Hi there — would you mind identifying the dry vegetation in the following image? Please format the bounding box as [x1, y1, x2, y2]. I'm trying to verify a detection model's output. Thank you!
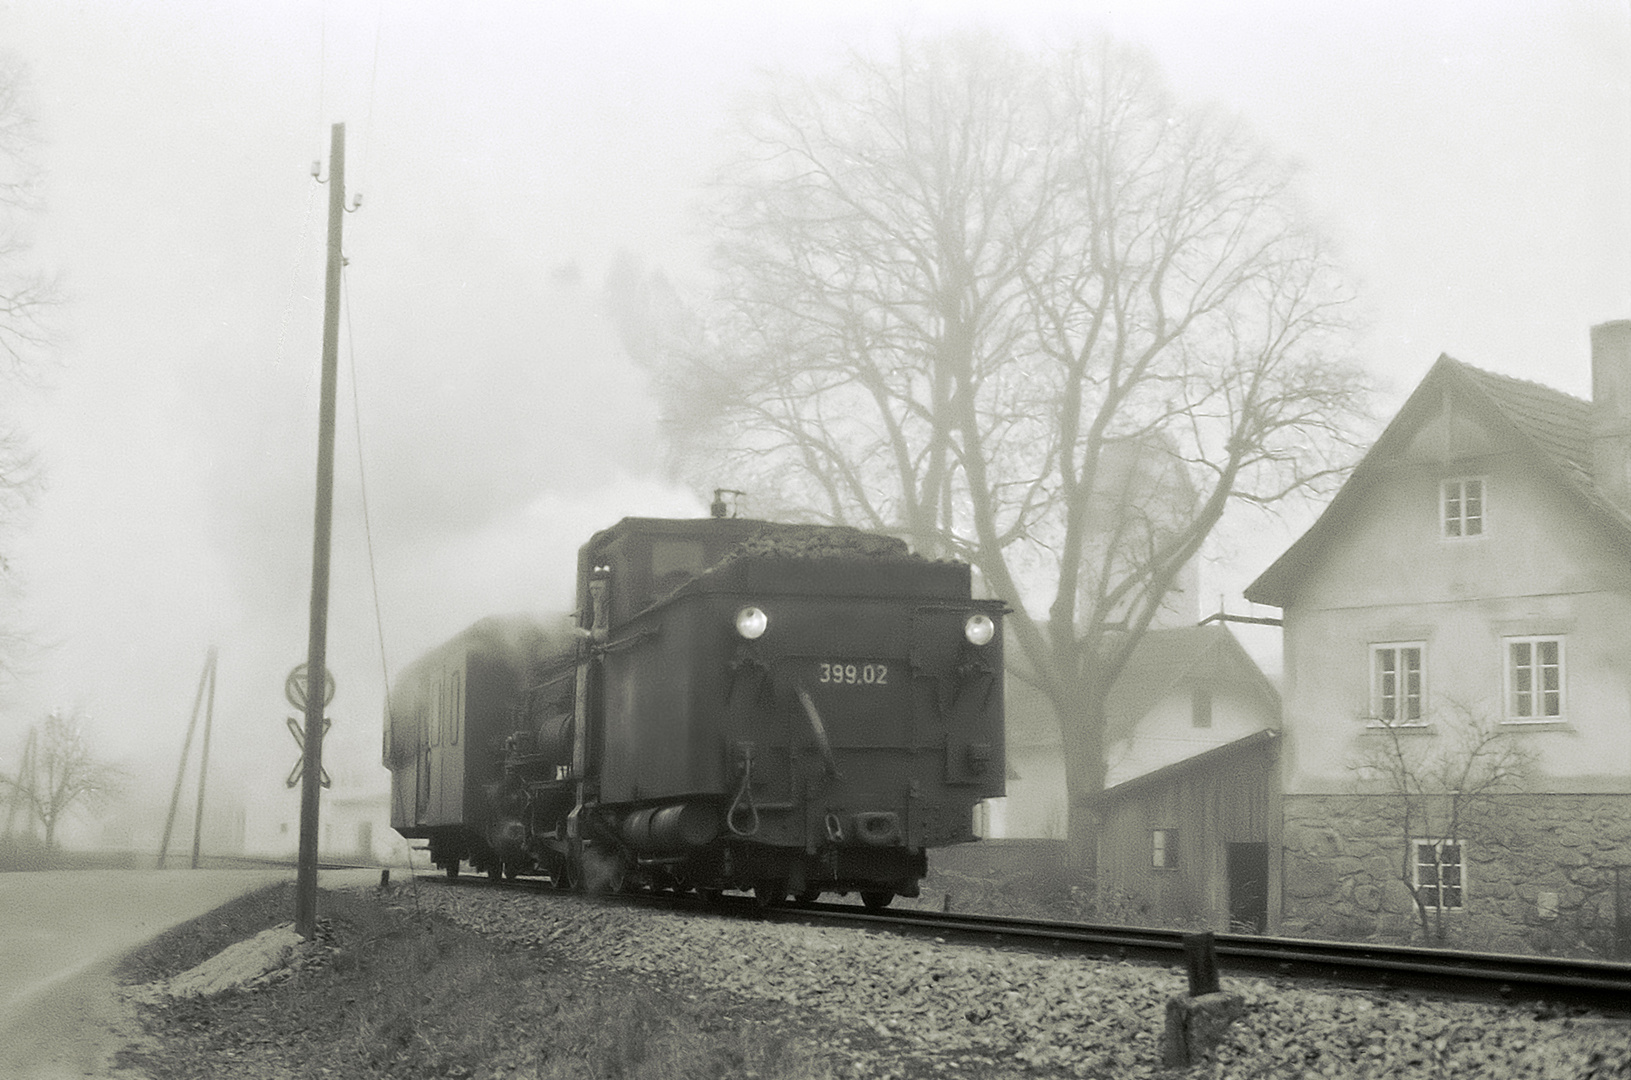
[106, 854, 1630, 1080]
[112, 883, 860, 1080]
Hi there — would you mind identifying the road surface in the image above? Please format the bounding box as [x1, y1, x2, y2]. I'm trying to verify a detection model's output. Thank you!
[0, 867, 378, 1079]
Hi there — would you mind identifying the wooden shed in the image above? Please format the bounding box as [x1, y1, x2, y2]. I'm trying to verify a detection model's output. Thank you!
[1089, 729, 1280, 933]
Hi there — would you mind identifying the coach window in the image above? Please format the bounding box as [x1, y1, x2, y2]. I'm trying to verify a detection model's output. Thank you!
[451, 669, 462, 745]
[651, 538, 708, 598]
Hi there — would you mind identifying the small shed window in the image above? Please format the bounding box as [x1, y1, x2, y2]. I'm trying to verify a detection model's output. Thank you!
[1152, 828, 1178, 869]
[1191, 688, 1213, 729]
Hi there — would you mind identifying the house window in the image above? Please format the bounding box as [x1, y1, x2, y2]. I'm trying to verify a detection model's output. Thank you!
[1371, 643, 1424, 724]
[1442, 478, 1484, 537]
[1152, 829, 1178, 869]
[1506, 636, 1563, 720]
[1412, 839, 1465, 911]
[1191, 688, 1213, 729]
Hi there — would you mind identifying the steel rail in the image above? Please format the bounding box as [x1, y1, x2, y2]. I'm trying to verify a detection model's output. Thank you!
[431, 875, 1631, 1014]
[763, 902, 1631, 1014]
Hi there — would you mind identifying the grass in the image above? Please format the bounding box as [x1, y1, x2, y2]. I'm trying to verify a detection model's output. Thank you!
[111, 882, 857, 1080]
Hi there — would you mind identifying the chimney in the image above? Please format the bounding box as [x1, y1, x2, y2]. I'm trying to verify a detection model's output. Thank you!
[1590, 319, 1631, 509]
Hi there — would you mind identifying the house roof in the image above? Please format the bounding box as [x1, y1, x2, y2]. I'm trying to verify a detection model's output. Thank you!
[1006, 623, 1280, 746]
[1085, 728, 1279, 807]
[1103, 623, 1279, 722]
[1244, 355, 1631, 609]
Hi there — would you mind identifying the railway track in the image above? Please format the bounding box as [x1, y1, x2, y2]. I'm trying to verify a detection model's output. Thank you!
[428, 873, 1631, 1015]
[757, 901, 1631, 1014]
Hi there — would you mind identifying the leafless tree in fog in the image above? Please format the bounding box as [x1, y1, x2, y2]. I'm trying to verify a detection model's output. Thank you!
[624, 33, 1370, 871]
[0, 56, 59, 678]
[1, 708, 124, 851]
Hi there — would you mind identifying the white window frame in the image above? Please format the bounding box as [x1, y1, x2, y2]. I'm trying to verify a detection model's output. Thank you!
[1504, 635, 1565, 722]
[1370, 642, 1426, 726]
[1152, 828, 1178, 870]
[1412, 839, 1466, 911]
[1441, 477, 1486, 539]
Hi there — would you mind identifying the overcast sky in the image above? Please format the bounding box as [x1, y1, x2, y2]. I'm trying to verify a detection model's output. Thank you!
[0, 0, 1626, 829]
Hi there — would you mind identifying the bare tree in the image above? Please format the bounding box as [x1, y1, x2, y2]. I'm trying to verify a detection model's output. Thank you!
[629, 33, 1369, 869]
[1, 709, 124, 850]
[0, 58, 56, 372]
[0, 56, 57, 677]
[1354, 702, 1535, 945]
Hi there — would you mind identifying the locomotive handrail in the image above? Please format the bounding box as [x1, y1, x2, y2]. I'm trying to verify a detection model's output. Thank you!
[794, 681, 843, 779]
[599, 627, 660, 653]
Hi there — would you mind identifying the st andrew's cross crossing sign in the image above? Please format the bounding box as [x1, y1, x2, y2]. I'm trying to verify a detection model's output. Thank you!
[285, 663, 335, 789]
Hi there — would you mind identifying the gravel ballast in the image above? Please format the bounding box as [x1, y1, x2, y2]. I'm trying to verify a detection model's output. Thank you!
[390, 880, 1630, 1079]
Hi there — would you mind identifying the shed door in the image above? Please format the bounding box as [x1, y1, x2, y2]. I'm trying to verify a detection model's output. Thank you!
[1228, 842, 1268, 933]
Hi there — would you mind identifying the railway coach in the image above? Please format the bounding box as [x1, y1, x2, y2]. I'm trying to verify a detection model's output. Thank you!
[385, 512, 1006, 908]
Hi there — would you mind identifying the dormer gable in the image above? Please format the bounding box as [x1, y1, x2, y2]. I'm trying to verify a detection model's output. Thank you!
[1246, 327, 1631, 610]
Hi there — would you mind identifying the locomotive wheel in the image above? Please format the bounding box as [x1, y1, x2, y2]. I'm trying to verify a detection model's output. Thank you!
[753, 881, 787, 908]
[860, 890, 893, 911]
[487, 863, 502, 882]
[794, 888, 821, 904]
[504, 863, 520, 881]
[697, 887, 723, 903]
[444, 860, 461, 881]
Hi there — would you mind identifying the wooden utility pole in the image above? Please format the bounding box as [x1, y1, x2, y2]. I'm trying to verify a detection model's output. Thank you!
[157, 648, 217, 869]
[297, 122, 346, 939]
[189, 651, 218, 869]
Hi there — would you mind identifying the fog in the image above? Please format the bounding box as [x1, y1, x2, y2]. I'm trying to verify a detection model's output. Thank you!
[0, 0, 1625, 851]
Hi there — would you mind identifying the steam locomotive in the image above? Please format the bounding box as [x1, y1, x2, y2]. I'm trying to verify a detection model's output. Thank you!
[384, 513, 1005, 907]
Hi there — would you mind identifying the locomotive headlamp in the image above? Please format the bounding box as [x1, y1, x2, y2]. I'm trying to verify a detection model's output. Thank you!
[964, 613, 995, 646]
[735, 606, 769, 640]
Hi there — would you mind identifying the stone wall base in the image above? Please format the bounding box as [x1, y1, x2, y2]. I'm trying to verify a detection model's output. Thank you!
[1281, 793, 1631, 957]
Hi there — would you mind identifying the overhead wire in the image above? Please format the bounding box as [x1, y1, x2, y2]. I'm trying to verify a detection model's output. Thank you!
[340, 266, 391, 716]
[358, 0, 384, 195]
[315, 0, 327, 161]
[343, 0, 389, 702]
[334, 2, 422, 903]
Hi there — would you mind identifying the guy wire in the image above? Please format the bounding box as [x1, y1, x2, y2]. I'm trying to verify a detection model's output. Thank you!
[340, 263, 392, 716]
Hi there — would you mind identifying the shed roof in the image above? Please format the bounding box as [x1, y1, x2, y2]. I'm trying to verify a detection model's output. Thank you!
[1085, 728, 1279, 807]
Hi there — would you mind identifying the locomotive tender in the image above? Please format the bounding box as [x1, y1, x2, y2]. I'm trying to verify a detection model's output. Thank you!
[385, 513, 1005, 907]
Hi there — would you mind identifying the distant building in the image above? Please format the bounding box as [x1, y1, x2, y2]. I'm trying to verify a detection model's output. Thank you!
[1245, 321, 1631, 954]
[1000, 623, 1279, 840]
[243, 769, 411, 866]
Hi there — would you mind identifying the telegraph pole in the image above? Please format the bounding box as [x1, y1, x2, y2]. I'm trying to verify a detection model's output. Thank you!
[297, 122, 346, 939]
[189, 650, 218, 869]
[157, 647, 216, 869]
